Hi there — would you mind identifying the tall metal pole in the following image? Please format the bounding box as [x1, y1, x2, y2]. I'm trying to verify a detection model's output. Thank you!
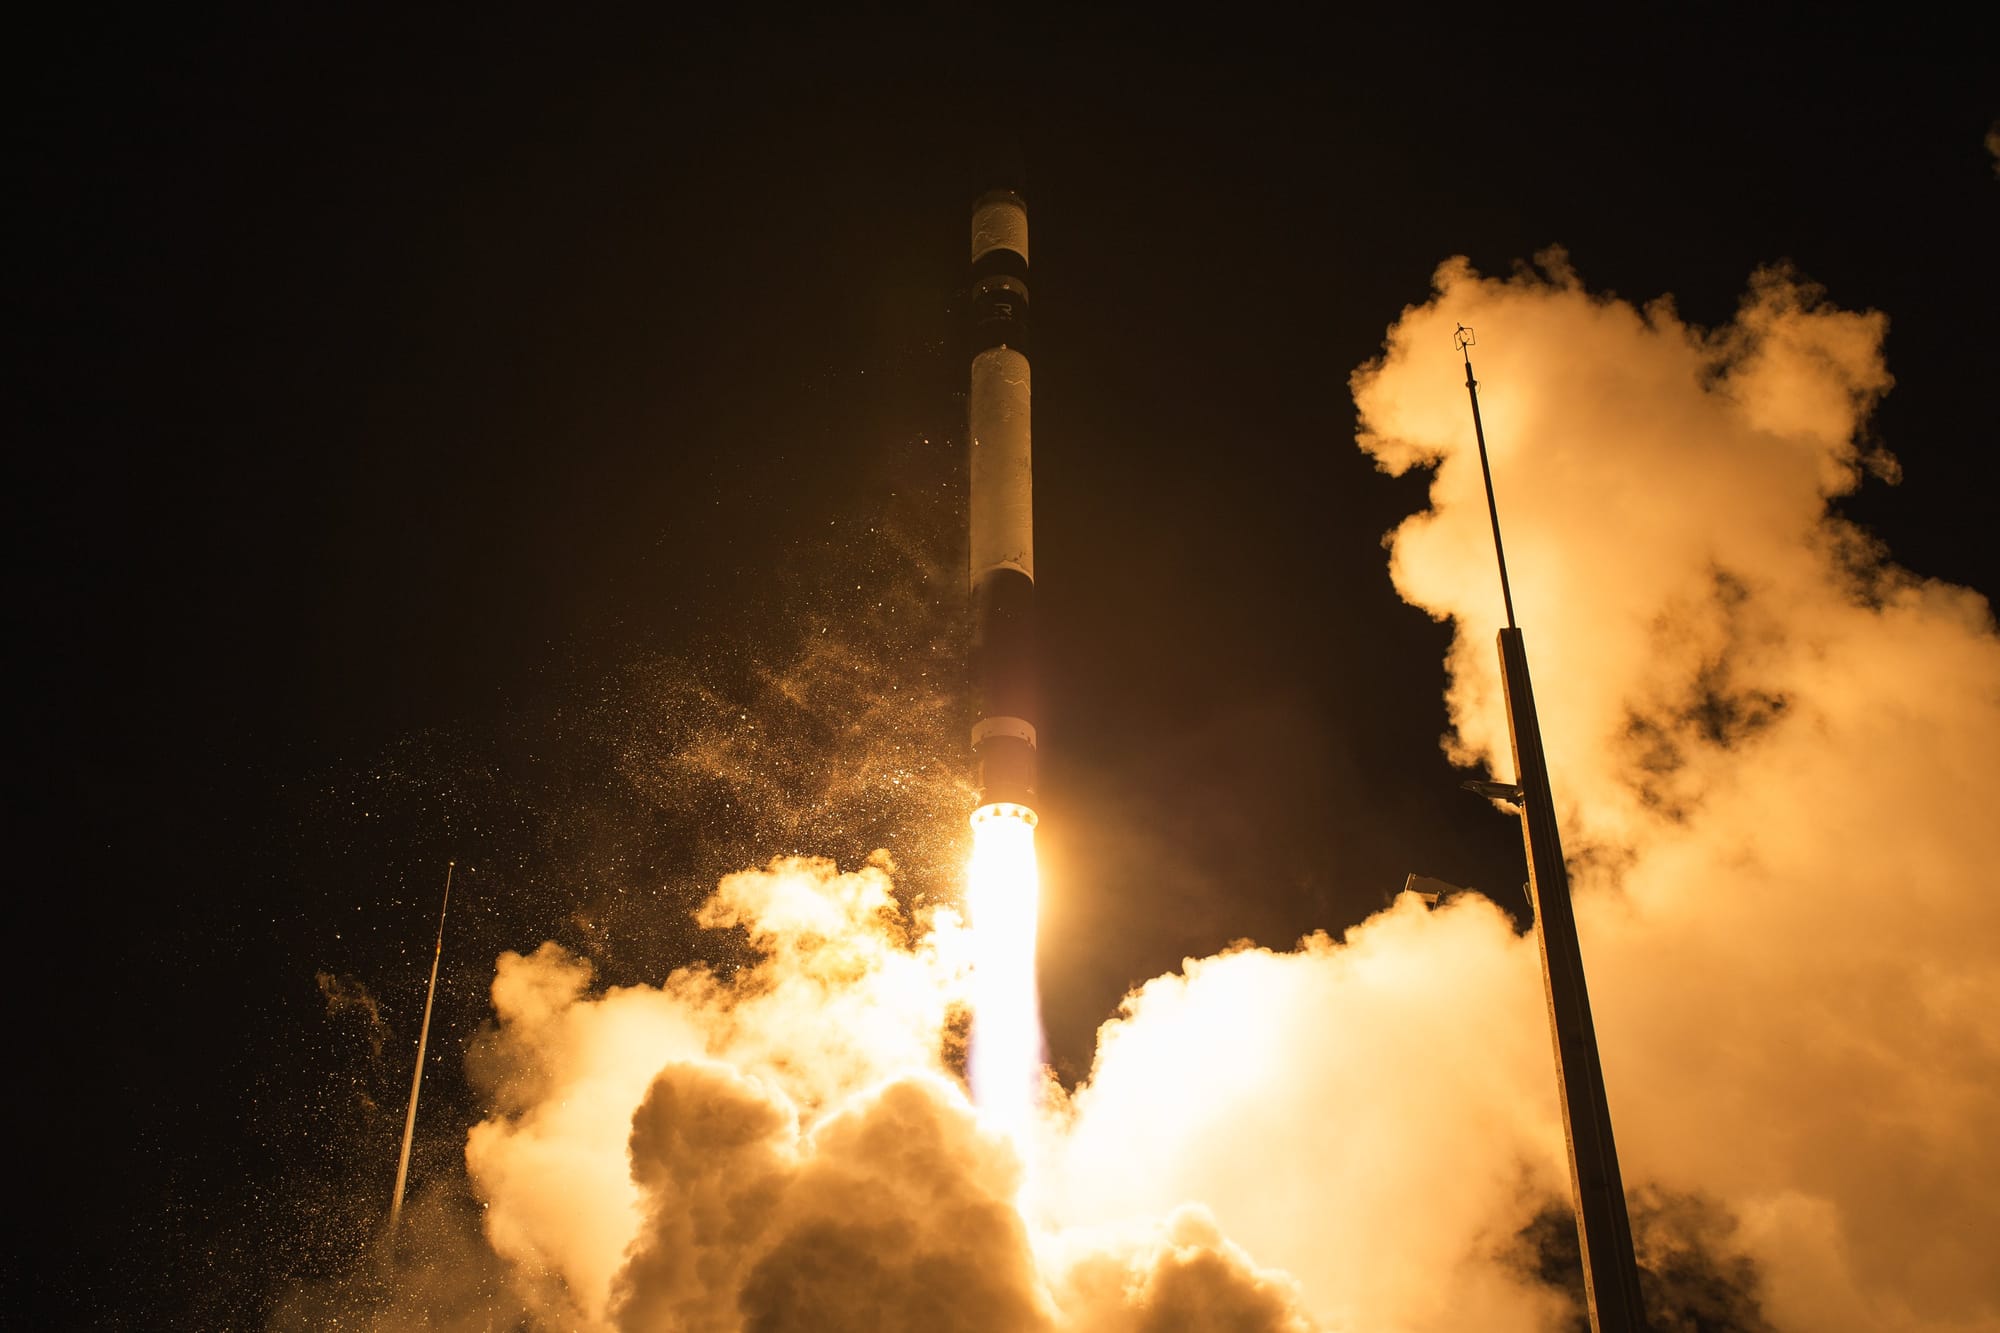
[389, 859, 453, 1236]
[1457, 329, 1647, 1331]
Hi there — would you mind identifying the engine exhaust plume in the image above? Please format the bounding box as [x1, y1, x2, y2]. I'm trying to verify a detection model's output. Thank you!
[967, 803, 1043, 1133]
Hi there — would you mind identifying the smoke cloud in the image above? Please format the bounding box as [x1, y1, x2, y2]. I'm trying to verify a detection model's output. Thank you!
[360, 254, 1996, 1332]
[1352, 253, 2000, 1330]
[462, 856, 1328, 1331]
[317, 970, 391, 1062]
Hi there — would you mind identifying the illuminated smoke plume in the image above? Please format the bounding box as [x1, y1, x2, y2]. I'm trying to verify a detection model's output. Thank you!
[463, 856, 1323, 1332]
[362, 255, 1997, 1333]
[1351, 253, 2000, 1331]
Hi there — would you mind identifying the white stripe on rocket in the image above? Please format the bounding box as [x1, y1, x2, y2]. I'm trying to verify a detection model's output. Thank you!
[969, 347, 1034, 584]
[971, 196, 1028, 264]
[972, 716, 1038, 748]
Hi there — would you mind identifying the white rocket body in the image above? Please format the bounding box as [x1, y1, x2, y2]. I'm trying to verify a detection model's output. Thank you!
[968, 190, 1037, 814]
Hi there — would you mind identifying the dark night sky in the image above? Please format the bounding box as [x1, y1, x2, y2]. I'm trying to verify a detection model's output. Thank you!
[18, 8, 1996, 1326]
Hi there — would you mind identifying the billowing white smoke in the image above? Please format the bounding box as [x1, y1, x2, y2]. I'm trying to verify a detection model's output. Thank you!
[1354, 254, 1999, 1331]
[455, 256, 1999, 1333]
[465, 855, 1324, 1331]
[1037, 895, 1573, 1333]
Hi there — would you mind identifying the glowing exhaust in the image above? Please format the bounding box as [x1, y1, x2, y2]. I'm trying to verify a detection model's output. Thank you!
[967, 801, 1043, 1134]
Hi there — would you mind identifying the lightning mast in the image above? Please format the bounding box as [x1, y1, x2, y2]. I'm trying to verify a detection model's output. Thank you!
[389, 859, 453, 1237]
[1456, 327, 1648, 1332]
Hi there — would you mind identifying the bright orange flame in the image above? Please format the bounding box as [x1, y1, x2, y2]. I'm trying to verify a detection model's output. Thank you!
[967, 802, 1043, 1135]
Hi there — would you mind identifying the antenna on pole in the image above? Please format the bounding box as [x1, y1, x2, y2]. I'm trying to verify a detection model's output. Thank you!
[1455, 329, 1648, 1331]
[389, 859, 453, 1238]
[1456, 325, 1517, 630]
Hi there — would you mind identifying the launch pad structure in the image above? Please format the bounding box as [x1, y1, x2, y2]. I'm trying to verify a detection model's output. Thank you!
[1460, 326, 1649, 1333]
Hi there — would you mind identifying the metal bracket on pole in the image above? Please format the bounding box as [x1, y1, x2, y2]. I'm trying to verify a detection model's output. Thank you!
[1461, 778, 1524, 803]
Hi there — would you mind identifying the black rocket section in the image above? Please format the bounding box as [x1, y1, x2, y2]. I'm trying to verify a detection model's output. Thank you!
[968, 188, 1038, 814]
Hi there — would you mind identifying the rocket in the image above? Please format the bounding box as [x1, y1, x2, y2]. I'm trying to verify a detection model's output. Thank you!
[968, 187, 1037, 817]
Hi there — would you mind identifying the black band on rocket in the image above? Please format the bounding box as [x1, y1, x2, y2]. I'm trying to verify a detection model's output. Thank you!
[972, 247, 1029, 283]
[971, 275, 1031, 355]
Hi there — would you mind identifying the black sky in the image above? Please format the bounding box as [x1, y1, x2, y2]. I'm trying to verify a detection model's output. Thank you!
[18, 8, 1996, 1326]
